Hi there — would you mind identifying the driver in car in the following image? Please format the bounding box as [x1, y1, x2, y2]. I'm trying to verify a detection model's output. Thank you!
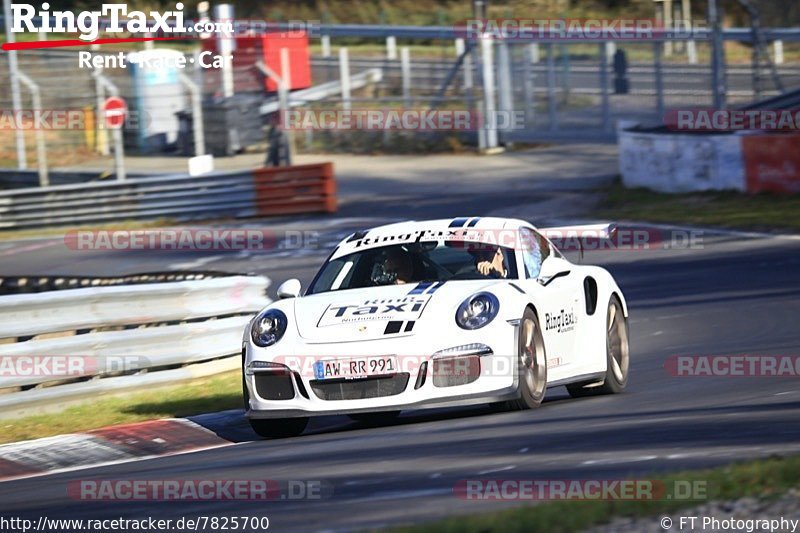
[475, 247, 508, 278]
[373, 248, 414, 285]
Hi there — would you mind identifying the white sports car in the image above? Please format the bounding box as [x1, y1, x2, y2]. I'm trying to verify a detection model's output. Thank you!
[242, 217, 629, 437]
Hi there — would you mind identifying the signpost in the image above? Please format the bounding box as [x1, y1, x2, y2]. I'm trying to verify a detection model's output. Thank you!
[4, 0, 27, 170]
[103, 96, 127, 181]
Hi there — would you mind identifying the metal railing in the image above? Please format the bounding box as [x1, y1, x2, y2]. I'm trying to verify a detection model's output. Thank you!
[0, 274, 270, 413]
[0, 163, 337, 229]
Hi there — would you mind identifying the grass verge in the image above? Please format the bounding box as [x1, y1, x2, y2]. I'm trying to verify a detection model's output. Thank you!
[0, 370, 241, 445]
[597, 180, 800, 233]
[395, 455, 800, 532]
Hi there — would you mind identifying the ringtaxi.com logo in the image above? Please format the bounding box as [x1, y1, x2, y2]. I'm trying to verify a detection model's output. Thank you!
[10, 3, 227, 42]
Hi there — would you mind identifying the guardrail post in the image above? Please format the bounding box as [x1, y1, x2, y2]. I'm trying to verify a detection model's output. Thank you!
[599, 43, 611, 132]
[455, 38, 474, 94]
[255, 58, 294, 166]
[92, 69, 126, 181]
[280, 48, 296, 164]
[16, 71, 49, 187]
[664, 0, 674, 57]
[606, 42, 616, 62]
[523, 44, 536, 125]
[386, 36, 397, 60]
[4, 0, 28, 170]
[321, 35, 331, 58]
[93, 67, 109, 155]
[654, 41, 665, 119]
[708, 0, 727, 110]
[530, 43, 540, 63]
[774, 40, 784, 65]
[214, 4, 235, 98]
[687, 40, 698, 64]
[401, 47, 412, 108]
[480, 34, 498, 150]
[339, 47, 351, 111]
[178, 72, 206, 156]
[546, 43, 558, 131]
[496, 40, 513, 136]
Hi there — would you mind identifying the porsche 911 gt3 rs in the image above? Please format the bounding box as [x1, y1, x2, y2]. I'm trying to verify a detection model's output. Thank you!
[242, 217, 629, 437]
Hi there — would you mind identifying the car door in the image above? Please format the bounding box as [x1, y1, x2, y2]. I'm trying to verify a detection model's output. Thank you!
[516, 227, 583, 381]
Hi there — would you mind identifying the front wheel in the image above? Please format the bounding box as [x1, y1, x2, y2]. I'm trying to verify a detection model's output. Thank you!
[505, 307, 547, 410]
[567, 295, 629, 397]
[249, 417, 309, 438]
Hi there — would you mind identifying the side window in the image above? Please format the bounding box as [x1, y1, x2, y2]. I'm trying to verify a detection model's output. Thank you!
[538, 232, 552, 262]
[520, 228, 544, 279]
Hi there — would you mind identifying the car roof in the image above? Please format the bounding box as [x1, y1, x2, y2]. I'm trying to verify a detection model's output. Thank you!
[332, 217, 536, 259]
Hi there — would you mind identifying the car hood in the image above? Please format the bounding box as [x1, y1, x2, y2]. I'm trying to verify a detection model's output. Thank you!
[292, 280, 503, 343]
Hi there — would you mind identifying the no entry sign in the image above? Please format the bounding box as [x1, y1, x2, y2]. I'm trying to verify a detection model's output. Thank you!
[103, 97, 128, 129]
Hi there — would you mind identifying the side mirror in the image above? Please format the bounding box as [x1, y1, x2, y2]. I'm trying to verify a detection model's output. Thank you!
[277, 279, 302, 299]
[538, 257, 571, 285]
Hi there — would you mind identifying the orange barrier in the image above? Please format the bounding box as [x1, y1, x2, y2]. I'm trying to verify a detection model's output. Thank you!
[742, 135, 800, 194]
[252, 163, 337, 216]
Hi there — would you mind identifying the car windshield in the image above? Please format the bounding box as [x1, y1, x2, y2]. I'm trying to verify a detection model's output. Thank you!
[307, 241, 518, 295]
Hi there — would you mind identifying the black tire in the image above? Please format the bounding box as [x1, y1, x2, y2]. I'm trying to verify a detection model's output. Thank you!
[348, 411, 401, 425]
[249, 417, 309, 438]
[567, 295, 629, 398]
[505, 307, 548, 410]
[242, 373, 250, 410]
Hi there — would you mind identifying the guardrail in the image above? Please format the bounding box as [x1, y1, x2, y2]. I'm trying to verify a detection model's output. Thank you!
[0, 163, 337, 229]
[0, 275, 268, 340]
[259, 68, 383, 115]
[0, 274, 270, 414]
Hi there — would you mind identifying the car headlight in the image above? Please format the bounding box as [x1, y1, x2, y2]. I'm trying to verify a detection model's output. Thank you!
[455, 292, 500, 330]
[250, 309, 288, 347]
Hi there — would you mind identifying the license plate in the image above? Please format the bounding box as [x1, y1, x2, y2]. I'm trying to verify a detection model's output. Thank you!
[314, 356, 397, 380]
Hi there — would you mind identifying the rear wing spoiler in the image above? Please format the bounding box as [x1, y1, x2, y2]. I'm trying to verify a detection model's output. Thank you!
[540, 223, 618, 261]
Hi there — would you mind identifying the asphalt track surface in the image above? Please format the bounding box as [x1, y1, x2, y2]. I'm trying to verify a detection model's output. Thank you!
[1, 167, 800, 531]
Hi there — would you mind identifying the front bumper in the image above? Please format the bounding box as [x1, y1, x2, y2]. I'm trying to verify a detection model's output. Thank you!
[244, 321, 520, 419]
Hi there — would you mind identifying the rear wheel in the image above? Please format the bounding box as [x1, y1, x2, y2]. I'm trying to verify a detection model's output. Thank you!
[567, 295, 629, 397]
[505, 307, 547, 410]
[249, 417, 309, 438]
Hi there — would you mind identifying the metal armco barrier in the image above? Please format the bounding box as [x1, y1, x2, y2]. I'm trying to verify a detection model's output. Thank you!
[0, 274, 270, 410]
[0, 163, 337, 229]
[0, 275, 268, 339]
